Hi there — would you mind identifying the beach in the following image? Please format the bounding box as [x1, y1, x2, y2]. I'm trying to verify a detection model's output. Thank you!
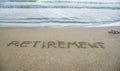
[0, 26, 120, 71]
[0, 0, 120, 71]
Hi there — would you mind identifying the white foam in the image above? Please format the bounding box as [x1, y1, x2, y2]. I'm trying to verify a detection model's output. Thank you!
[88, 22, 120, 27]
[0, 22, 120, 28]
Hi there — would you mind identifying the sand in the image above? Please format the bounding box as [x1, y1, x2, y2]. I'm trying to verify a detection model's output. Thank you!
[0, 26, 120, 71]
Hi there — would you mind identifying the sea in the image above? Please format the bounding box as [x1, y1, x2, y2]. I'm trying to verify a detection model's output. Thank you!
[0, 1, 120, 27]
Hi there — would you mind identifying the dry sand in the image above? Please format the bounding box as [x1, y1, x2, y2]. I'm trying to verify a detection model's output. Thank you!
[0, 26, 120, 71]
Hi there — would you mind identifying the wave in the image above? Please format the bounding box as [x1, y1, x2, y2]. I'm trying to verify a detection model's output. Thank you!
[0, 22, 120, 28]
[0, 18, 120, 24]
[0, 2, 120, 9]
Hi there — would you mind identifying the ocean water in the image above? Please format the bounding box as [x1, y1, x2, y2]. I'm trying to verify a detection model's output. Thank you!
[0, 2, 120, 27]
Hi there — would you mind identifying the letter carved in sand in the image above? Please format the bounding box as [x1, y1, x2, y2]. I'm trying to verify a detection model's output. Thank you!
[7, 40, 105, 48]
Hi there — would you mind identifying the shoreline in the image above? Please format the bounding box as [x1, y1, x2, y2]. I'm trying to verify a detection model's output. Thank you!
[0, 22, 120, 28]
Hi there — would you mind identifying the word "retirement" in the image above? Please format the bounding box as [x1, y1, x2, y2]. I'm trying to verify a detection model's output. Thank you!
[7, 40, 105, 48]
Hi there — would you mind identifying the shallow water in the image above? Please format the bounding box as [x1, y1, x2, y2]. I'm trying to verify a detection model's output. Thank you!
[0, 2, 120, 27]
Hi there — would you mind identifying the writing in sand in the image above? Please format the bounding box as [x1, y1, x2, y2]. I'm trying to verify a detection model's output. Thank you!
[7, 40, 105, 48]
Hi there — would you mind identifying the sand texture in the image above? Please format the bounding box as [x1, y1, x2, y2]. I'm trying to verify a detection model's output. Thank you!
[0, 26, 120, 71]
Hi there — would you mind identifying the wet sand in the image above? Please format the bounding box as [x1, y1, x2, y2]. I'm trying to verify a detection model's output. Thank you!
[0, 26, 120, 71]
